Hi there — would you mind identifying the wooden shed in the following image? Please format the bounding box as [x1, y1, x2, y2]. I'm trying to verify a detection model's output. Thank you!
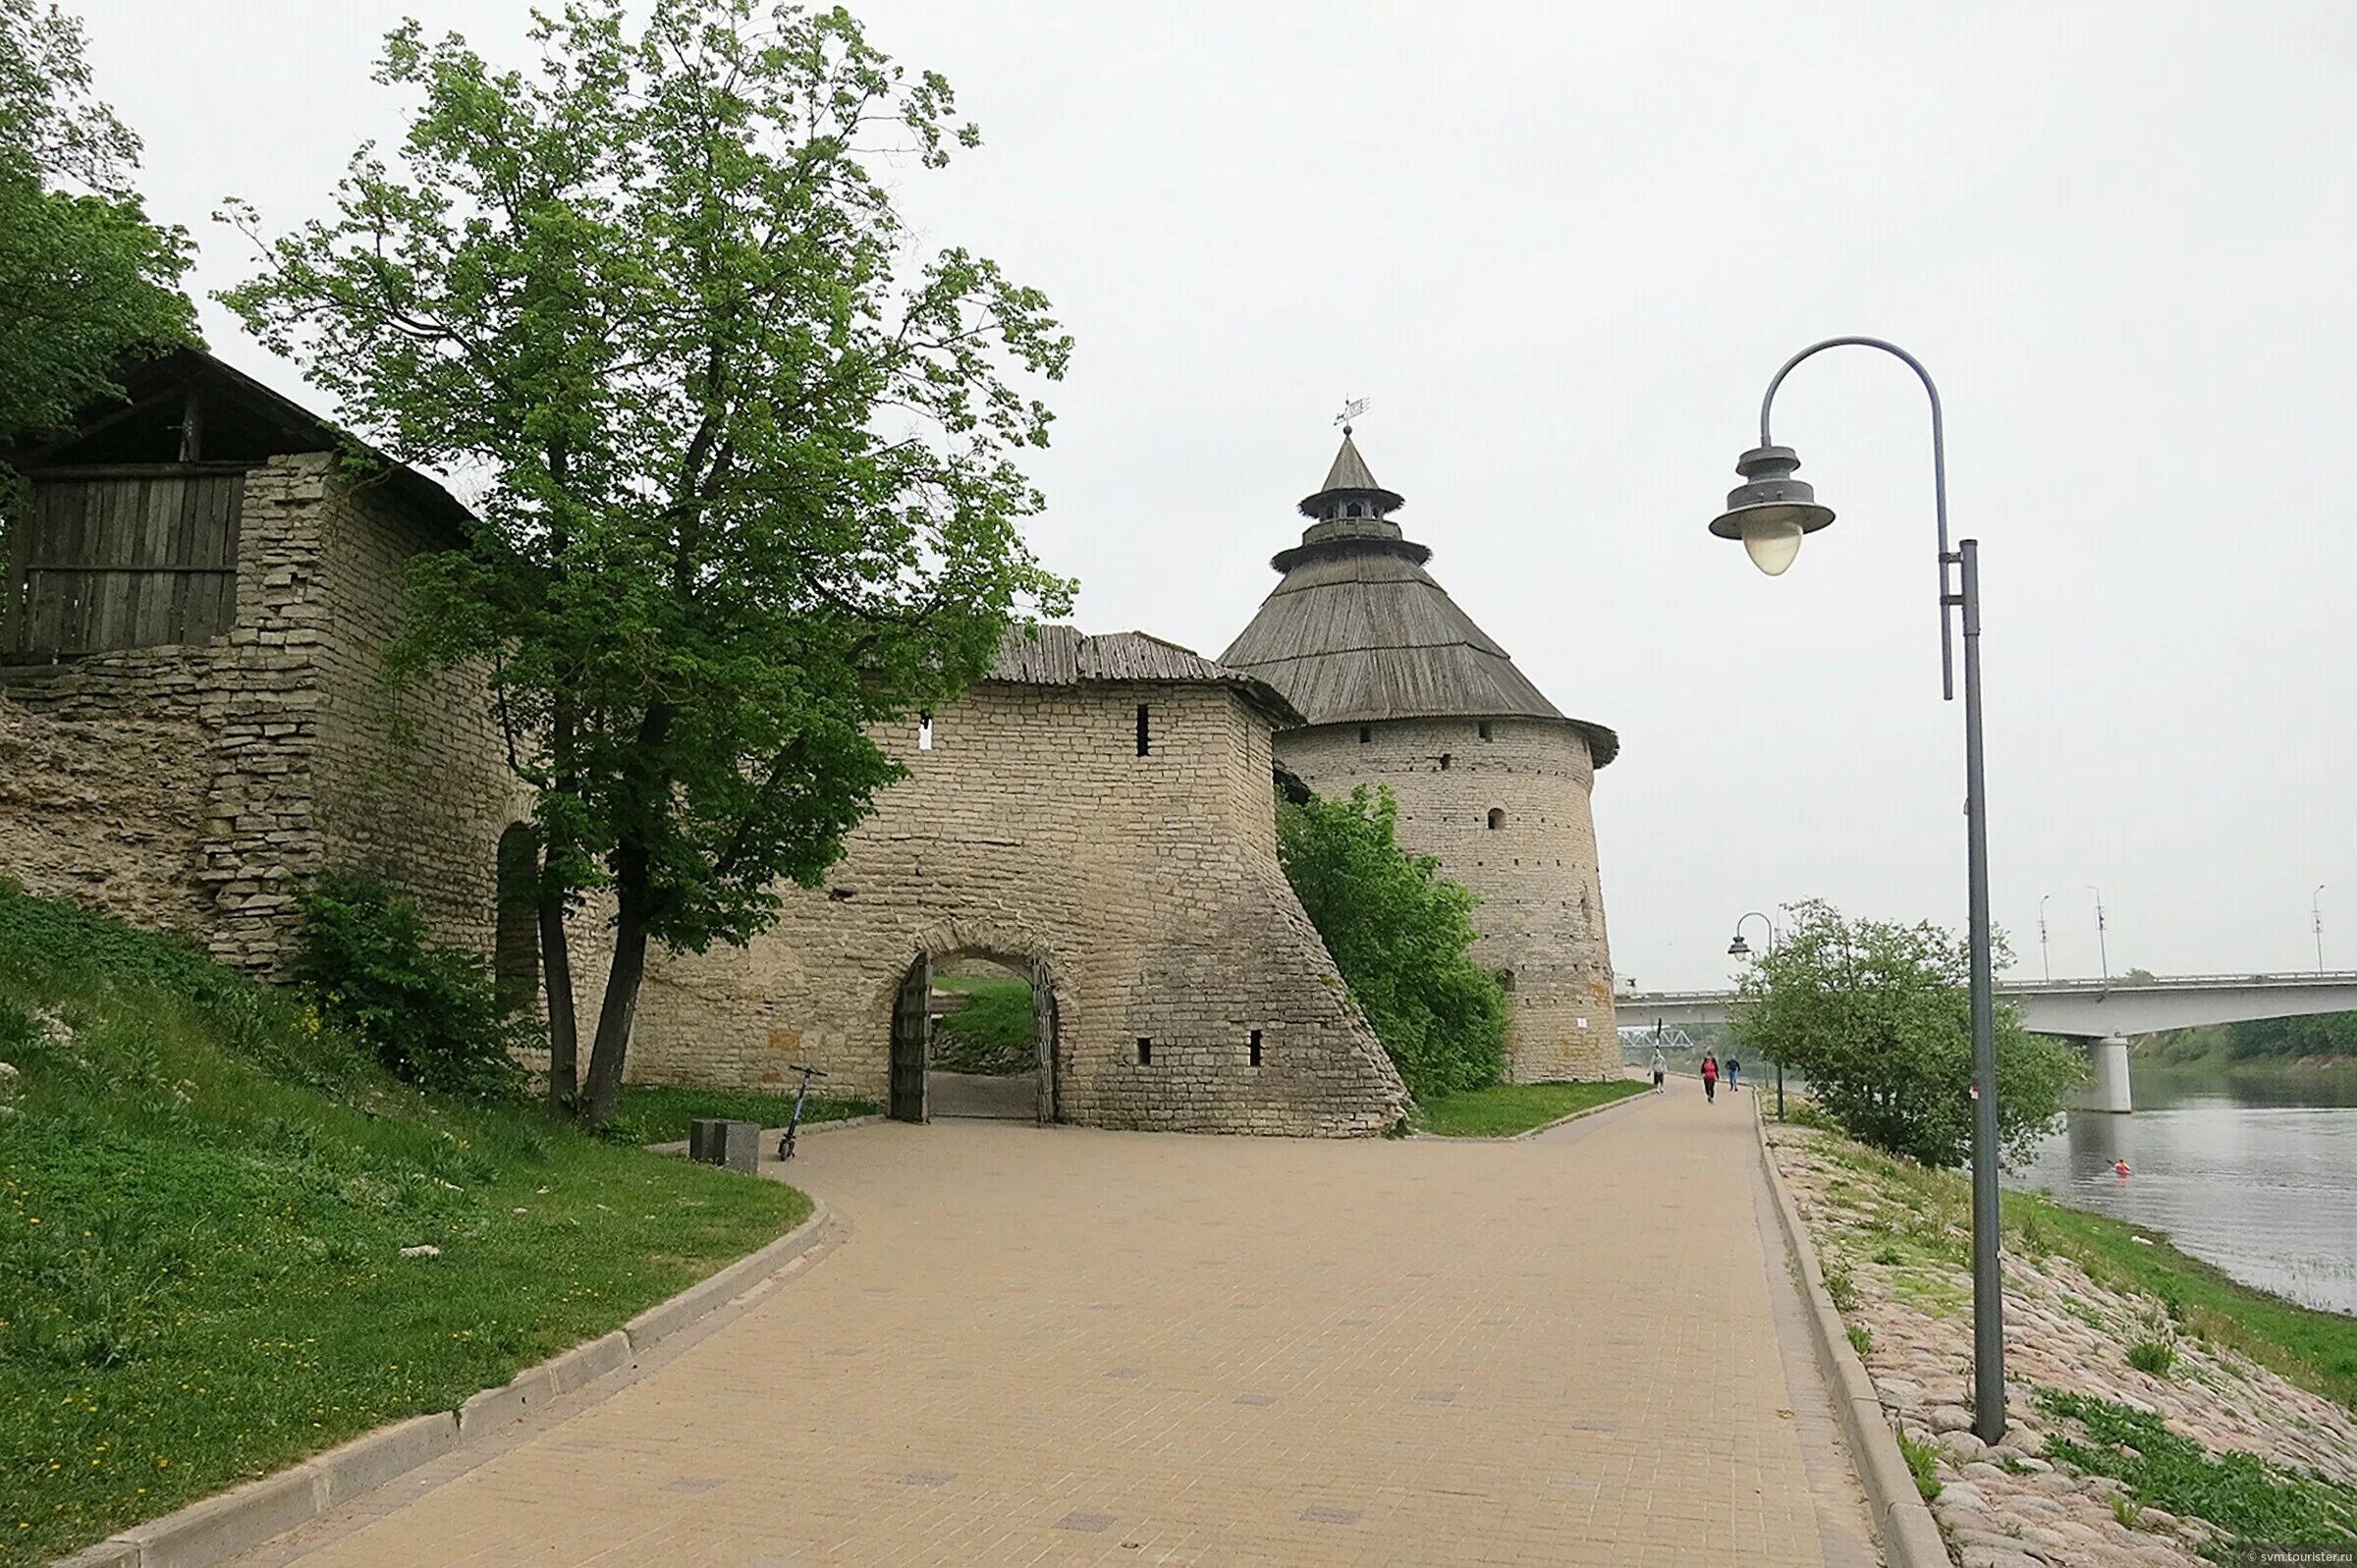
[2, 351, 468, 663]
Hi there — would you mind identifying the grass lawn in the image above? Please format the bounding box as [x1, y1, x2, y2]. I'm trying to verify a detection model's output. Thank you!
[0, 888, 810, 1567]
[604, 1084, 876, 1146]
[928, 973, 1035, 1076]
[1414, 1078, 1649, 1137]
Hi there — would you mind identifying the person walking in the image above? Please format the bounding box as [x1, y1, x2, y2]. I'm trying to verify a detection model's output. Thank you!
[1726, 1054, 1740, 1094]
[1701, 1052, 1719, 1105]
[1651, 1048, 1667, 1093]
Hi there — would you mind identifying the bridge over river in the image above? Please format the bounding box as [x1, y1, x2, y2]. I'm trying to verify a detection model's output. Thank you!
[1617, 971, 2357, 1112]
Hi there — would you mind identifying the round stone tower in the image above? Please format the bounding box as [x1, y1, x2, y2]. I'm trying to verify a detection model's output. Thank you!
[1222, 430, 1621, 1081]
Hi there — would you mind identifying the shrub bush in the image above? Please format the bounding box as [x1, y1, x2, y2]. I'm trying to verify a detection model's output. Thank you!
[1276, 784, 1506, 1099]
[1731, 898, 2085, 1169]
[292, 875, 530, 1099]
[2127, 1339, 2177, 1378]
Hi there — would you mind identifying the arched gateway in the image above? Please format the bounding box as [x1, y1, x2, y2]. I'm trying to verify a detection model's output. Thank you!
[626, 627, 1407, 1137]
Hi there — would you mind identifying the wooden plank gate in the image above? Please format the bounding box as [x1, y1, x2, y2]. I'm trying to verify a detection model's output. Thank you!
[5, 467, 245, 659]
[889, 951, 930, 1123]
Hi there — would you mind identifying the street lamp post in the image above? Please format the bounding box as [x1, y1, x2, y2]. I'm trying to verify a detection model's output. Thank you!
[2039, 893, 2052, 984]
[1707, 335, 2006, 1444]
[1727, 912, 1781, 1116]
[2089, 886, 2109, 984]
[2316, 885, 2328, 974]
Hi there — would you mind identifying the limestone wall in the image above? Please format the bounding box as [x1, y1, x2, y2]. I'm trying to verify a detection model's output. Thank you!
[630, 680, 1407, 1136]
[1275, 717, 1619, 1080]
[0, 455, 520, 975]
[310, 477, 529, 958]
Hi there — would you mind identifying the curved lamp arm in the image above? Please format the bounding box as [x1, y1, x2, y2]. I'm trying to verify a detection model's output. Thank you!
[1757, 336, 1956, 700]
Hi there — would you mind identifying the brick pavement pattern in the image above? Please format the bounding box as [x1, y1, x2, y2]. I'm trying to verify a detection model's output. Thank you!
[235, 1085, 1874, 1566]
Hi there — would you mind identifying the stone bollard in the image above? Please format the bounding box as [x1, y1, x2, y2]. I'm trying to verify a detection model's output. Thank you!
[688, 1118, 761, 1173]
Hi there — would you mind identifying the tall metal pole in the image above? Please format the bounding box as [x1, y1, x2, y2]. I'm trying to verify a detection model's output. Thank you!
[2317, 885, 2328, 974]
[1757, 335, 2004, 1444]
[2038, 893, 2051, 984]
[1959, 539, 2003, 1443]
[2090, 886, 2109, 983]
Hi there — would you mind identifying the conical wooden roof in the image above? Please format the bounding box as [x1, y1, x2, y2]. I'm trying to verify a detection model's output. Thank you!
[1222, 437, 1618, 766]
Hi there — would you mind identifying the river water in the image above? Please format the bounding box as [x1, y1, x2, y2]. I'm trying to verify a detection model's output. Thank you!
[2009, 1065, 2357, 1317]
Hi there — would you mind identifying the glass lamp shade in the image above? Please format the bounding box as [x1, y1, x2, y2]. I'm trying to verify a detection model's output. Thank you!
[1741, 514, 1805, 576]
[1727, 936, 1750, 956]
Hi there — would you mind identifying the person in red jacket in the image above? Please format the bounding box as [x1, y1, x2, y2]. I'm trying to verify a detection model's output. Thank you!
[1701, 1052, 1720, 1105]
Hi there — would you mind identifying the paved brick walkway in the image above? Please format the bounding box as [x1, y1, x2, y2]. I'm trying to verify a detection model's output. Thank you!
[233, 1083, 1876, 1566]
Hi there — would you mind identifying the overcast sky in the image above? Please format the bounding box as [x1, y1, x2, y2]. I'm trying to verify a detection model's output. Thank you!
[79, 0, 2357, 989]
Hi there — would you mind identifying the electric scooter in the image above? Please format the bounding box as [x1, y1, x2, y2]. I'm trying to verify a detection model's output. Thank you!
[776, 1062, 829, 1161]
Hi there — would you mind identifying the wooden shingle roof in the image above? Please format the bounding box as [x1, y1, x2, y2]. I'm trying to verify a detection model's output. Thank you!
[987, 624, 1304, 728]
[1222, 443, 1619, 767]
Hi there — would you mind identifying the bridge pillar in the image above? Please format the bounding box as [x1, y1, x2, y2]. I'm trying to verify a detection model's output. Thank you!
[2068, 1035, 2133, 1114]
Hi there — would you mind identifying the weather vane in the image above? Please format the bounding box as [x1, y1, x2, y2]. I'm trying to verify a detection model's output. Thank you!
[1334, 397, 1370, 435]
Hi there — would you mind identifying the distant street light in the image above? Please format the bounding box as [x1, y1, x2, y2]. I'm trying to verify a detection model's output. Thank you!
[1707, 335, 2007, 1444]
[2039, 893, 2052, 984]
[1727, 911, 1781, 1115]
[2316, 885, 2328, 974]
[2089, 886, 2109, 983]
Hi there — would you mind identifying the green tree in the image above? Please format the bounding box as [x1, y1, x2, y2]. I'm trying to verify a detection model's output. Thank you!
[1277, 785, 1507, 1099]
[1732, 899, 2082, 1167]
[219, 0, 1072, 1123]
[0, 0, 196, 455]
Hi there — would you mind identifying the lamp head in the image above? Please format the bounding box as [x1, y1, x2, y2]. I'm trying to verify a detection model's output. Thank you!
[1709, 445, 1836, 575]
[1727, 934, 1751, 957]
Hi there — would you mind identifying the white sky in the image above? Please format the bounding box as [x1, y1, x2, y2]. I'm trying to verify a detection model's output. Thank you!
[79, 0, 2357, 988]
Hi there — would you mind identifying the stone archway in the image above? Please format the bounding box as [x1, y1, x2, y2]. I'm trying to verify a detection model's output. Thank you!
[882, 921, 1068, 1127]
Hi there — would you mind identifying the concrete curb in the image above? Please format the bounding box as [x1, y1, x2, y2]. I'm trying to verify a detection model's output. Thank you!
[53, 1201, 835, 1568]
[1752, 1102, 1951, 1568]
[1504, 1081, 1656, 1140]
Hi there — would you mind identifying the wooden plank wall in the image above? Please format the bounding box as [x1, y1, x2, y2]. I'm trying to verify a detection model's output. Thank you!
[3, 466, 244, 658]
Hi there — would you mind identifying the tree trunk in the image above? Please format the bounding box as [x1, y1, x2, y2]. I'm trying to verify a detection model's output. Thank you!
[539, 854, 579, 1119]
[579, 849, 652, 1127]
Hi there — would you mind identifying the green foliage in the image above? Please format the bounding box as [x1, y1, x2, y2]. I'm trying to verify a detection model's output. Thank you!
[0, 0, 195, 454]
[2126, 1338, 2177, 1378]
[1820, 1253, 1862, 1313]
[598, 1084, 874, 1146]
[217, 0, 1073, 1121]
[292, 875, 529, 1099]
[1276, 784, 1507, 1099]
[929, 975, 1036, 1076]
[1731, 899, 2084, 1168]
[0, 886, 805, 1565]
[2040, 1389, 2357, 1547]
[1413, 1079, 1646, 1138]
[1894, 1429, 1943, 1500]
[1846, 1323, 1873, 1357]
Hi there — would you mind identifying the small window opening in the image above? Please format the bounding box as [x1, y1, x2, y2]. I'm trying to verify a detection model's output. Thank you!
[1478, 722, 1493, 741]
[494, 823, 539, 1014]
[1487, 807, 1506, 831]
[1136, 703, 1151, 756]
[1248, 1029, 1263, 1067]
[1357, 725, 1372, 744]
[1136, 1037, 1153, 1065]
[1345, 501, 1363, 517]
[1498, 968, 1517, 994]
[917, 711, 933, 751]
[1438, 752, 1452, 771]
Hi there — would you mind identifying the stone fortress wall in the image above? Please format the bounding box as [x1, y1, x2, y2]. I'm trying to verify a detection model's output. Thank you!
[631, 677, 1409, 1136]
[1275, 716, 1619, 1080]
[0, 454, 528, 976]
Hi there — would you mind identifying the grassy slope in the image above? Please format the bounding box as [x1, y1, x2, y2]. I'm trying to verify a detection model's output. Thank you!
[1786, 1107, 2357, 1416]
[0, 890, 808, 1567]
[1415, 1079, 1648, 1138]
[604, 1085, 876, 1146]
[928, 974, 1035, 1076]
